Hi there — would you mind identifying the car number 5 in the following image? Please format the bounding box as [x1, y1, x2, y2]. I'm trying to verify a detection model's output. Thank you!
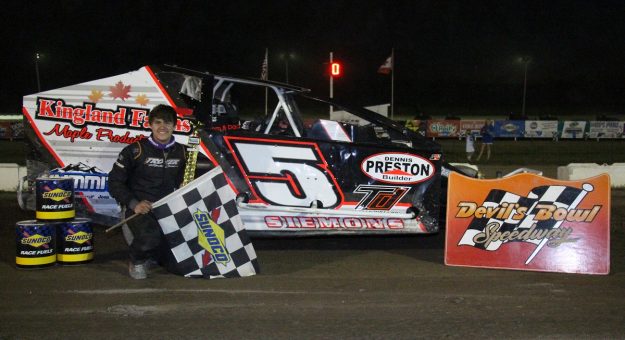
[231, 141, 341, 208]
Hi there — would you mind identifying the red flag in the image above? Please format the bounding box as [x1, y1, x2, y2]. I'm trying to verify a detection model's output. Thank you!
[261, 49, 268, 80]
[378, 55, 392, 75]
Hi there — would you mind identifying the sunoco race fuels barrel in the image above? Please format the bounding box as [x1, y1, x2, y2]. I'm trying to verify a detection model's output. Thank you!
[16, 220, 58, 268]
[57, 218, 94, 264]
[36, 177, 75, 220]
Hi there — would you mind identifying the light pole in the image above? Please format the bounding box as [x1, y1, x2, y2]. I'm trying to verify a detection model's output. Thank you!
[35, 53, 42, 92]
[280, 52, 295, 84]
[520, 56, 531, 117]
[329, 52, 334, 117]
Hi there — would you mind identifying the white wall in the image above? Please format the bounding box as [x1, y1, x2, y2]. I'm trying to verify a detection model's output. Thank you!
[0, 163, 26, 191]
[557, 163, 625, 187]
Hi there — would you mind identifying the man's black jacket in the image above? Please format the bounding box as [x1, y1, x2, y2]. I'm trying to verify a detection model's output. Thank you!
[108, 137, 186, 210]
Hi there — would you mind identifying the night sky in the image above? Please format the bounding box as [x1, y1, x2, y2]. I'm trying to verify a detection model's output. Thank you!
[3, 0, 625, 117]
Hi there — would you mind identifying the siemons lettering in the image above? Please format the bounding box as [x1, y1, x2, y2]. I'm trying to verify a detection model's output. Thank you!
[35, 98, 191, 133]
[265, 216, 405, 229]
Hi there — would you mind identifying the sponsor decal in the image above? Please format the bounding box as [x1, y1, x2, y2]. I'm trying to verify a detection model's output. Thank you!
[65, 231, 92, 244]
[42, 188, 72, 201]
[193, 208, 231, 266]
[33, 97, 192, 145]
[445, 172, 610, 274]
[21, 234, 52, 247]
[144, 158, 183, 168]
[35, 98, 191, 133]
[354, 184, 410, 211]
[49, 172, 109, 192]
[264, 216, 405, 230]
[361, 152, 434, 184]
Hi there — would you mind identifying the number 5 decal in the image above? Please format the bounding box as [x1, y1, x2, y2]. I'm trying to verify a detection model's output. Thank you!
[225, 137, 343, 208]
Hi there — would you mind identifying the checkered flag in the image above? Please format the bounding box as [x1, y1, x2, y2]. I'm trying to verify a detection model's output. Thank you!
[151, 167, 259, 278]
[458, 185, 591, 261]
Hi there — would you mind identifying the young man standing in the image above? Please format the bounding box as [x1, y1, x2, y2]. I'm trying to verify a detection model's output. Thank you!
[108, 104, 187, 279]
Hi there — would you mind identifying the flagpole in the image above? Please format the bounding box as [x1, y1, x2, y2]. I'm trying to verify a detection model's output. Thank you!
[105, 213, 139, 233]
[264, 48, 269, 115]
[329, 51, 333, 118]
[391, 48, 395, 120]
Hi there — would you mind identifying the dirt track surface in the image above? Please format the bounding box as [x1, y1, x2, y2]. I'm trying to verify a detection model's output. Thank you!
[1, 188, 625, 339]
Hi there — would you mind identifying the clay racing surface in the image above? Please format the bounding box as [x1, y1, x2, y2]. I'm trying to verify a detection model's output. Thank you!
[1, 187, 624, 339]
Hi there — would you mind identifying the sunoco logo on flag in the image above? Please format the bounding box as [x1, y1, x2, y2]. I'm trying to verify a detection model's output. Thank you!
[193, 208, 231, 266]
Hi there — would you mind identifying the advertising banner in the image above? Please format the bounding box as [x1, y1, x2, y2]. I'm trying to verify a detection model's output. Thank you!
[426, 120, 460, 138]
[588, 121, 624, 139]
[445, 172, 610, 274]
[459, 120, 484, 135]
[524, 120, 558, 138]
[561, 121, 587, 139]
[494, 120, 524, 138]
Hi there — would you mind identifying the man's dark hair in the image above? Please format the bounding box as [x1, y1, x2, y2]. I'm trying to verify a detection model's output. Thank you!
[149, 104, 178, 124]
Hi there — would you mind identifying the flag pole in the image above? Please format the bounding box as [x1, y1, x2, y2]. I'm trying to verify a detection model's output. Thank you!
[329, 51, 334, 118]
[391, 48, 395, 120]
[264, 48, 269, 115]
[105, 212, 139, 233]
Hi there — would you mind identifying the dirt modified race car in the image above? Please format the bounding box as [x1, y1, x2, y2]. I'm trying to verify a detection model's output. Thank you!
[21, 65, 471, 235]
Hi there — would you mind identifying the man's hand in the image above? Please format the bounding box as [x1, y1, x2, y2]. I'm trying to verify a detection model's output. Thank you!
[134, 200, 153, 214]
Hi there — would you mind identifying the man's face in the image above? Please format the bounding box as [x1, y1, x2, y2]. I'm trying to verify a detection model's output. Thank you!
[149, 118, 175, 143]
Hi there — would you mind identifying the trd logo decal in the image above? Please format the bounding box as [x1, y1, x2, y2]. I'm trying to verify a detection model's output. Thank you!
[354, 185, 410, 211]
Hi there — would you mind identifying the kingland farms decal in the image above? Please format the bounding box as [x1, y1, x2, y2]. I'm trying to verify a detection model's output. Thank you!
[360, 152, 435, 184]
[22, 66, 191, 173]
[445, 172, 610, 274]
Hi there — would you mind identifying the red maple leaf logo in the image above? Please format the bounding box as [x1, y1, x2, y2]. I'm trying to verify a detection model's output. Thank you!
[109, 81, 132, 101]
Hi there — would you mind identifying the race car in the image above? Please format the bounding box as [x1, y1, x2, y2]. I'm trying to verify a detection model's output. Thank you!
[21, 64, 468, 235]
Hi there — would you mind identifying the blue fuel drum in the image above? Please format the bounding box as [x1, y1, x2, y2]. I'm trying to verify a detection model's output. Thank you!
[56, 218, 94, 265]
[35, 177, 75, 221]
[16, 220, 59, 268]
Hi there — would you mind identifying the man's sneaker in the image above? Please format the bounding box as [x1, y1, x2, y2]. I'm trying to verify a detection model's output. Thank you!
[128, 262, 148, 280]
